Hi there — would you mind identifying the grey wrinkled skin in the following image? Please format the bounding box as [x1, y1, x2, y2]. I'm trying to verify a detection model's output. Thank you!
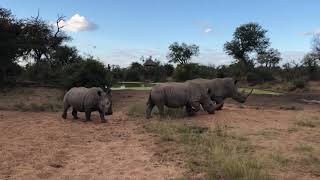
[62, 87, 113, 123]
[187, 78, 253, 110]
[146, 82, 215, 119]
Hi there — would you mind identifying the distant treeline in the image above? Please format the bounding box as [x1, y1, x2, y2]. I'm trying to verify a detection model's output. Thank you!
[1, 7, 320, 90]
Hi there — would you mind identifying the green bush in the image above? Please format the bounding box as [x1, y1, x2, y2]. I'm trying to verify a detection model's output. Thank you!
[287, 79, 307, 91]
[62, 59, 112, 89]
[247, 68, 274, 84]
[173, 63, 216, 81]
[293, 79, 306, 89]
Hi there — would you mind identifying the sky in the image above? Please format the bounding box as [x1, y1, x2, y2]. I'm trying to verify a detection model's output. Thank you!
[2, 0, 320, 67]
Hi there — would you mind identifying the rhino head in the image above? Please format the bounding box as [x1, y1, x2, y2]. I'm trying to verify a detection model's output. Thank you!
[97, 88, 113, 115]
[230, 80, 253, 103]
[188, 88, 215, 114]
[200, 88, 216, 114]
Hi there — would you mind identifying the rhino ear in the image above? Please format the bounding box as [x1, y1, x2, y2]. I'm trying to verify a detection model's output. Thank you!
[97, 91, 102, 96]
[105, 88, 111, 94]
[234, 80, 238, 85]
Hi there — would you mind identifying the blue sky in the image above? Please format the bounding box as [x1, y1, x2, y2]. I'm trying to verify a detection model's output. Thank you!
[2, 0, 319, 67]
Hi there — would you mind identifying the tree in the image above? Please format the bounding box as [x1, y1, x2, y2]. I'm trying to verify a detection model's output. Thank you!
[167, 42, 199, 64]
[224, 23, 270, 72]
[23, 14, 70, 62]
[302, 52, 319, 80]
[50, 45, 81, 68]
[62, 58, 112, 89]
[125, 62, 144, 81]
[163, 64, 174, 77]
[257, 48, 281, 68]
[312, 35, 320, 57]
[0, 8, 28, 85]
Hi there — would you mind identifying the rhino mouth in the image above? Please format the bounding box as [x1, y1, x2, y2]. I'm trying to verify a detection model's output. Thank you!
[236, 89, 253, 103]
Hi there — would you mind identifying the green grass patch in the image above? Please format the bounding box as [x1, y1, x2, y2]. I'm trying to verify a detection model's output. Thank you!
[145, 120, 273, 180]
[112, 81, 158, 90]
[112, 82, 283, 94]
[240, 88, 282, 95]
[112, 86, 152, 91]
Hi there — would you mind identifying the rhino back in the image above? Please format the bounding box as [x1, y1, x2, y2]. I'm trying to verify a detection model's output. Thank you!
[151, 83, 189, 107]
[83, 87, 103, 110]
[188, 79, 214, 97]
[211, 78, 234, 98]
[186, 82, 205, 101]
[64, 87, 89, 111]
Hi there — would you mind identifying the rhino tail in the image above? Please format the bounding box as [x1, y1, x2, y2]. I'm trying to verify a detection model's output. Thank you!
[147, 93, 152, 105]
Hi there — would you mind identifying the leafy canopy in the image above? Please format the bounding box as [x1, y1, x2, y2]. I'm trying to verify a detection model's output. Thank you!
[224, 23, 270, 63]
[167, 42, 199, 64]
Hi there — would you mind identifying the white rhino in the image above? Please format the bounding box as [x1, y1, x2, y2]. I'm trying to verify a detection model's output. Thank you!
[62, 87, 112, 123]
[187, 78, 253, 110]
[146, 82, 216, 118]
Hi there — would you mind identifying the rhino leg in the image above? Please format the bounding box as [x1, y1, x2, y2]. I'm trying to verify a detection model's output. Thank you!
[99, 111, 106, 123]
[156, 104, 165, 118]
[85, 110, 92, 122]
[72, 109, 79, 120]
[146, 102, 155, 119]
[185, 105, 196, 116]
[214, 97, 224, 110]
[62, 103, 70, 119]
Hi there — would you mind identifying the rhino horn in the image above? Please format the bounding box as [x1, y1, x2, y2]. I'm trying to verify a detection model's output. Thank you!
[246, 89, 253, 98]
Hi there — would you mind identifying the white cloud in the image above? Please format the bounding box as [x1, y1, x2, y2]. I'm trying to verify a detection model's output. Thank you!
[59, 14, 97, 32]
[302, 28, 320, 36]
[193, 20, 214, 34]
[204, 28, 213, 33]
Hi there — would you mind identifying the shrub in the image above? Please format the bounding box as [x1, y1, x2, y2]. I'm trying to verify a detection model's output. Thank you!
[247, 68, 274, 84]
[173, 63, 200, 81]
[293, 79, 306, 89]
[173, 63, 216, 81]
[62, 58, 112, 89]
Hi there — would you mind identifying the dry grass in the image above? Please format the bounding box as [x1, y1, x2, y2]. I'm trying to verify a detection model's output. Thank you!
[0, 87, 64, 112]
[295, 120, 317, 128]
[294, 143, 314, 152]
[144, 119, 273, 180]
[127, 102, 186, 119]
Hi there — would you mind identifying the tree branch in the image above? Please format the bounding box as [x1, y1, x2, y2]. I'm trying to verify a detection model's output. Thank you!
[54, 14, 65, 38]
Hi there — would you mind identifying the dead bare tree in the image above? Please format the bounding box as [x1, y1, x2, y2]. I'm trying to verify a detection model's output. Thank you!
[54, 14, 65, 38]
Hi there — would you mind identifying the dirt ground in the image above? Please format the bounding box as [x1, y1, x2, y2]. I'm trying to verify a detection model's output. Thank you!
[0, 88, 320, 180]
